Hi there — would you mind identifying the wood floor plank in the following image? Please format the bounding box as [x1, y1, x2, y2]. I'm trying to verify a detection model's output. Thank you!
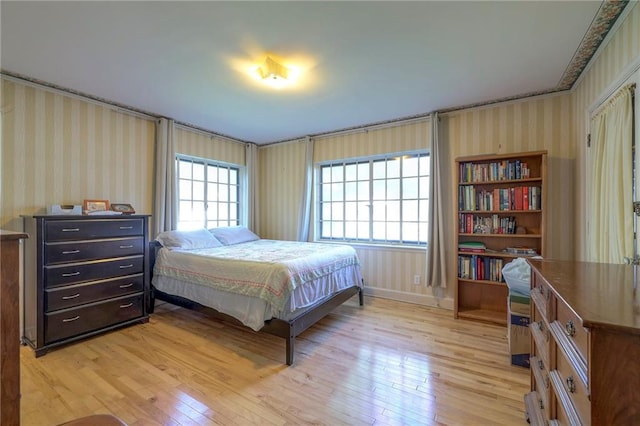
[21, 296, 529, 425]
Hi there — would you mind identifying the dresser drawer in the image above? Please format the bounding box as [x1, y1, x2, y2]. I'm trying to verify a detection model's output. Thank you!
[555, 299, 588, 365]
[531, 303, 551, 369]
[556, 348, 590, 424]
[45, 237, 144, 265]
[531, 272, 552, 319]
[45, 274, 144, 312]
[44, 294, 144, 344]
[45, 256, 144, 287]
[550, 370, 584, 426]
[45, 219, 144, 241]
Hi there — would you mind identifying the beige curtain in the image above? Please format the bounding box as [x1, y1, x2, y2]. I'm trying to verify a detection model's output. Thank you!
[297, 136, 314, 242]
[426, 112, 447, 289]
[153, 118, 176, 236]
[246, 143, 259, 233]
[587, 85, 634, 263]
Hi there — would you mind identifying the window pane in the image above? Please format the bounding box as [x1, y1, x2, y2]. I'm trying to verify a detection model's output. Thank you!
[321, 221, 331, 238]
[219, 204, 229, 220]
[373, 160, 385, 179]
[331, 183, 344, 202]
[179, 201, 192, 218]
[208, 184, 218, 201]
[419, 176, 429, 198]
[192, 201, 205, 221]
[403, 177, 419, 199]
[387, 222, 400, 241]
[207, 205, 218, 220]
[358, 222, 370, 239]
[358, 181, 369, 200]
[229, 206, 237, 220]
[403, 156, 419, 177]
[357, 162, 370, 180]
[322, 203, 331, 220]
[419, 199, 429, 218]
[219, 184, 229, 202]
[193, 163, 205, 181]
[402, 200, 418, 222]
[372, 201, 386, 221]
[373, 222, 386, 240]
[373, 180, 386, 200]
[193, 181, 205, 201]
[345, 164, 357, 181]
[387, 158, 400, 178]
[345, 182, 357, 201]
[387, 178, 400, 200]
[387, 201, 400, 221]
[357, 202, 369, 221]
[179, 179, 192, 200]
[403, 222, 418, 242]
[322, 166, 331, 183]
[345, 222, 357, 239]
[321, 183, 332, 202]
[229, 185, 237, 202]
[331, 165, 343, 183]
[420, 155, 430, 176]
[419, 221, 428, 243]
[219, 168, 229, 184]
[179, 161, 192, 179]
[331, 202, 344, 221]
[229, 169, 238, 184]
[331, 221, 343, 238]
[345, 202, 357, 221]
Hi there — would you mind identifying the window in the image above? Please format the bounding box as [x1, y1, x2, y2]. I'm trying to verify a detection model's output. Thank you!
[317, 152, 430, 245]
[176, 155, 242, 230]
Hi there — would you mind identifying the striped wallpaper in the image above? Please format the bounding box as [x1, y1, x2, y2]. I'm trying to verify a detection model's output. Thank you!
[174, 126, 245, 166]
[573, 1, 640, 261]
[1, 79, 155, 231]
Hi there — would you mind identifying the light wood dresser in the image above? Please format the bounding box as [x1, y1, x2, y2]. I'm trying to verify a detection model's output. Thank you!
[525, 259, 640, 425]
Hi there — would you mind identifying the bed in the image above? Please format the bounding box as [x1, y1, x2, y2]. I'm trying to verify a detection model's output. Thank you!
[148, 227, 364, 365]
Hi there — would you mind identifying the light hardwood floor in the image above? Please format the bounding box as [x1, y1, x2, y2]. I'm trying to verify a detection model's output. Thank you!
[21, 296, 529, 425]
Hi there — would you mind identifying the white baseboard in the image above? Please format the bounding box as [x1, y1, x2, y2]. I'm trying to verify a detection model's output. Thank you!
[363, 287, 454, 311]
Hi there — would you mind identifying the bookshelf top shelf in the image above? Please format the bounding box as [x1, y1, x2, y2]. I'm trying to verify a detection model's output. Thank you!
[455, 150, 548, 163]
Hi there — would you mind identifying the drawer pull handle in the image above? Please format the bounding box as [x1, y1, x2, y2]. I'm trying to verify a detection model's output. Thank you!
[565, 320, 576, 337]
[119, 264, 134, 269]
[62, 250, 80, 255]
[62, 316, 80, 323]
[119, 283, 134, 288]
[538, 399, 544, 410]
[538, 359, 544, 370]
[537, 321, 544, 332]
[62, 272, 80, 277]
[566, 376, 576, 393]
[62, 293, 80, 300]
[119, 226, 134, 230]
[61, 228, 80, 232]
[119, 245, 134, 249]
[120, 303, 134, 308]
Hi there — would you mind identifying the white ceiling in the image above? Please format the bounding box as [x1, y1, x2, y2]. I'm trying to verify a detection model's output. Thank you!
[0, 1, 617, 144]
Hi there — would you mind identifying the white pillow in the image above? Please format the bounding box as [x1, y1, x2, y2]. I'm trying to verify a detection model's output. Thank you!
[156, 228, 223, 250]
[209, 226, 260, 245]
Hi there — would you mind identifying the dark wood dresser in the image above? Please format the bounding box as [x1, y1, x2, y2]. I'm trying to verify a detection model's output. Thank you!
[23, 215, 150, 356]
[1, 230, 28, 426]
[525, 259, 640, 425]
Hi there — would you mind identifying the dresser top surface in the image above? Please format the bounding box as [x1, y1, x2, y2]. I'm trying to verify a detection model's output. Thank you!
[0, 230, 28, 240]
[528, 259, 640, 334]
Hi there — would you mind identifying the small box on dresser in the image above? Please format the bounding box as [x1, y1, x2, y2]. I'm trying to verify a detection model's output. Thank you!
[22, 215, 151, 356]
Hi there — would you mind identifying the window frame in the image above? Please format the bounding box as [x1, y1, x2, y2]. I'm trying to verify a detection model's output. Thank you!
[315, 150, 430, 247]
[175, 154, 245, 230]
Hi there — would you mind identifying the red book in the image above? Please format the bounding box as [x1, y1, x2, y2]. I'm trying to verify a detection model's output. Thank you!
[523, 187, 529, 210]
[515, 187, 523, 210]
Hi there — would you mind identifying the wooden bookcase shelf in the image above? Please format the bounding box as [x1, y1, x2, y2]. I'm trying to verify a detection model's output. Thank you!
[454, 150, 547, 325]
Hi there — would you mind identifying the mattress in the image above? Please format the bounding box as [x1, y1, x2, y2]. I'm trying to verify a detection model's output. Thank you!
[152, 239, 363, 331]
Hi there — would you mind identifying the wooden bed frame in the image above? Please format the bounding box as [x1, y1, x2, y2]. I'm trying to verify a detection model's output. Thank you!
[148, 241, 364, 365]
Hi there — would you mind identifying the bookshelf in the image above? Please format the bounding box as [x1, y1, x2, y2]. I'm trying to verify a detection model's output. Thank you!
[455, 150, 547, 325]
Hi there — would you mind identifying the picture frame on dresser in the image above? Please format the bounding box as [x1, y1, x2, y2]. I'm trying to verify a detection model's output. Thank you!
[21, 214, 151, 357]
[83, 199, 109, 213]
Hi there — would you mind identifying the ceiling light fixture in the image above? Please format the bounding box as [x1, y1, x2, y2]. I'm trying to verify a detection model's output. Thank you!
[259, 56, 289, 81]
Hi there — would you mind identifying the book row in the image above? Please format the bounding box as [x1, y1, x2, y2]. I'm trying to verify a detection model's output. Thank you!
[459, 159, 531, 183]
[458, 255, 504, 282]
[459, 213, 517, 234]
[458, 185, 541, 211]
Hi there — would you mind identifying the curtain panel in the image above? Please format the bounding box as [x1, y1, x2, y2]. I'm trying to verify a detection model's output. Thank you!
[587, 85, 635, 263]
[153, 118, 177, 236]
[426, 112, 447, 290]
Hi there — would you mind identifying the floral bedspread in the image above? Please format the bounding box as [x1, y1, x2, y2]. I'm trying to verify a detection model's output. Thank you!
[153, 239, 361, 311]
